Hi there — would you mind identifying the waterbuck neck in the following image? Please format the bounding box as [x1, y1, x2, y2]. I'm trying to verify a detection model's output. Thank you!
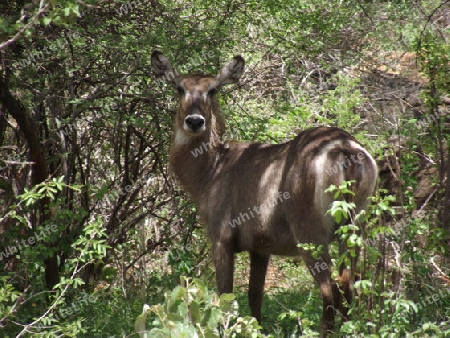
[169, 107, 225, 202]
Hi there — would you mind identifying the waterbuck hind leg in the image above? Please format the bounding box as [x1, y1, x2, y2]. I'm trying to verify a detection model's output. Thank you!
[304, 250, 339, 337]
[248, 252, 270, 323]
[338, 240, 360, 321]
[213, 241, 235, 294]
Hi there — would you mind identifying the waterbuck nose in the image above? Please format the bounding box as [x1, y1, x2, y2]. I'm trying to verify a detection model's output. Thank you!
[184, 115, 205, 132]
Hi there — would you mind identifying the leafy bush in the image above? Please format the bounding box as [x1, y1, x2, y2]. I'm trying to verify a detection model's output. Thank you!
[137, 277, 264, 338]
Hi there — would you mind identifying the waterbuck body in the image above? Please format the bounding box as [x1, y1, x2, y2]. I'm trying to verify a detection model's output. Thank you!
[151, 51, 378, 336]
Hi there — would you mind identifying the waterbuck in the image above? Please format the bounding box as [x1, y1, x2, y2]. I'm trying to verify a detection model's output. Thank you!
[151, 51, 378, 336]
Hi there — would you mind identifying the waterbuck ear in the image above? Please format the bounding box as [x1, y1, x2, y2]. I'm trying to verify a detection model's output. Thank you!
[216, 55, 245, 87]
[151, 51, 179, 86]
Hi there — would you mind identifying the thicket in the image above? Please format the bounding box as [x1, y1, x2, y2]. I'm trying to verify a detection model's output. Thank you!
[0, 0, 449, 336]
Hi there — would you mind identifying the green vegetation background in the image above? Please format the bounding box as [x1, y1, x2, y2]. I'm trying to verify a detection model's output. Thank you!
[0, 0, 449, 336]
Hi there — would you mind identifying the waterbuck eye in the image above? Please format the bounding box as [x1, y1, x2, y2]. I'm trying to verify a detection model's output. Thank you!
[177, 86, 185, 95]
[208, 87, 218, 96]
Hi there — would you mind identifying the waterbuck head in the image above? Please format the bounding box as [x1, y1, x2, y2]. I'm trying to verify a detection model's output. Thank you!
[151, 51, 244, 144]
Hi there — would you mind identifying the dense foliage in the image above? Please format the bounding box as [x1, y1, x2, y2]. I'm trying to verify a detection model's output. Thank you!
[0, 0, 449, 336]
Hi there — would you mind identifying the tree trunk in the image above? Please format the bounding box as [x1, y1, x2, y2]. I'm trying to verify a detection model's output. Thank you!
[0, 76, 59, 289]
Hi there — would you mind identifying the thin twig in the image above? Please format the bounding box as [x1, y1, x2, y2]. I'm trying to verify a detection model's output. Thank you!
[430, 256, 450, 284]
[0, 3, 51, 51]
[15, 261, 86, 337]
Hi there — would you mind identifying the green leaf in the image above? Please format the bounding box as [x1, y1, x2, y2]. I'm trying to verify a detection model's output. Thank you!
[135, 304, 150, 338]
[189, 300, 201, 323]
[324, 184, 337, 193]
[42, 17, 52, 26]
[219, 293, 236, 313]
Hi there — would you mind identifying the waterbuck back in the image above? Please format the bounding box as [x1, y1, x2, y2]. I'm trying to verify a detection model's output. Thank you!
[151, 51, 378, 336]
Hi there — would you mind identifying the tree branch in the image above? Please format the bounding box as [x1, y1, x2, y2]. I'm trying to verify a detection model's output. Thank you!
[0, 2, 51, 51]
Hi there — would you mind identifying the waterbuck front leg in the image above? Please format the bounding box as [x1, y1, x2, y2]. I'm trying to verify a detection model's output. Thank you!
[248, 252, 270, 323]
[304, 249, 340, 337]
[213, 241, 235, 294]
